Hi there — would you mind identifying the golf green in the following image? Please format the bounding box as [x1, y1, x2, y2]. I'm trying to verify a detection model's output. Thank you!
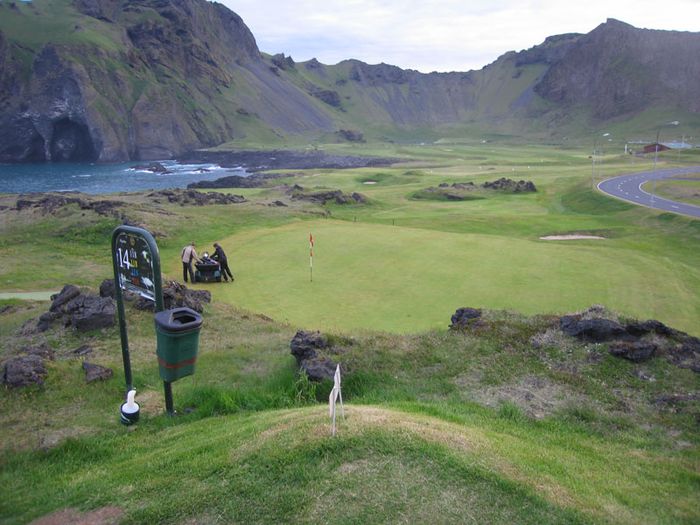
[190, 220, 698, 334]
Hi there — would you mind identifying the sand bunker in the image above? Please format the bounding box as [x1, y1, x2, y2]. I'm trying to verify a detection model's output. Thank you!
[540, 235, 605, 241]
[363, 181, 377, 185]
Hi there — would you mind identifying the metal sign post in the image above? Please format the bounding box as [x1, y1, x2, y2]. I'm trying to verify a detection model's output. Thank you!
[111, 226, 164, 401]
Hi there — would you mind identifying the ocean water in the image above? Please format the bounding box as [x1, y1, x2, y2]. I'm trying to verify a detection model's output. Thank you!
[0, 160, 245, 194]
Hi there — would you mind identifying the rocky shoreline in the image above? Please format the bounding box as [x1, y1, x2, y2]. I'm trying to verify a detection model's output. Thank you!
[176, 149, 396, 172]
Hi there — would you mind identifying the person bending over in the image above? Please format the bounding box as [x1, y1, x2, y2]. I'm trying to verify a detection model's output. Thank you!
[212, 242, 234, 282]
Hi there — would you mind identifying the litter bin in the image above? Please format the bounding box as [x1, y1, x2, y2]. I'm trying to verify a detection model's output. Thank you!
[155, 307, 203, 382]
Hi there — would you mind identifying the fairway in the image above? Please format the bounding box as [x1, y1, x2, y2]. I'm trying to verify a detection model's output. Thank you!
[199, 220, 699, 334]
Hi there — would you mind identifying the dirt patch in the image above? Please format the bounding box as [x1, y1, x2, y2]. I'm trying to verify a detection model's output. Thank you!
[29, 507, 123, 525]
[540, 235, 605, 240]
[457, 374, 584, 419]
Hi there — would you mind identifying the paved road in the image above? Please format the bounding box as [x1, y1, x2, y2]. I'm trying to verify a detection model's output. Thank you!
[597, 166, 700, 218]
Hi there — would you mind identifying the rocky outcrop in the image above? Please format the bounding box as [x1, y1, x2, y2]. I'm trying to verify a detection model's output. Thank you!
[336, 129, 365, 142]
[450, 307, 483, 330]
[146, 189, 246, 206]
[289, 188, 367, 205]
[37, 284, 115, 332]
[290, 330, 338, 382]
[82, 361, 113, 383]
[14, 194, 125, 220]
[557, 306, 699, 372]
[535, 19, 700, 117]
[177, 149, 395, 172]
[1, 343, 55, 388]
[187, 173, 281, 189]
[482, 178, 537, 192]
[133, 280, 211, 313]
[2, 355, 47, 388]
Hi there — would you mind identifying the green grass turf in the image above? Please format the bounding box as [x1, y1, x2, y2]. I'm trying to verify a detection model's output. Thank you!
[186, 219, 699, 334]
[1, 405, 697, 524]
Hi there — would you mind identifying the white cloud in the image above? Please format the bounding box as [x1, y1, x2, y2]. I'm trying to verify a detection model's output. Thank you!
[220, 0, 700, 72]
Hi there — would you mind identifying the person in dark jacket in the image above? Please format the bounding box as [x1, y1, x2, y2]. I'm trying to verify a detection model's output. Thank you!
[212, 242, 234, 282]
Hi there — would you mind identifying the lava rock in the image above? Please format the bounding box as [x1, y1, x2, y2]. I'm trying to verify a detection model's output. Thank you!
[290, 330, 329, 363]
[301, 357, 338, 382]
[71, 296, 116, 331]
[134, 281, 211, 313]
[2, 355, 47, 388]
[82, 361, 113, 383]
[289, 331, 338, 382]
[559, 315, 627, 342]
[609, 341, 657, 362]
[450, 307, 483, 329]
[49, 284, 82, 312]
[482, 178, 537, 192]
[99, 278, 115, 298]
[625, 319, 674, 337]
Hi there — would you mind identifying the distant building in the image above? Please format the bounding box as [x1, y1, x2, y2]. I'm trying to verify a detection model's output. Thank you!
[642, 143, 671, 154]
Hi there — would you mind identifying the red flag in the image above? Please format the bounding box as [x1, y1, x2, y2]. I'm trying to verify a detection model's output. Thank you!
[309, 233, 314, 282]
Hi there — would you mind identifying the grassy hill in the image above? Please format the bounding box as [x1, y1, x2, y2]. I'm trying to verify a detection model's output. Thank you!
[1, 142, 698, 523]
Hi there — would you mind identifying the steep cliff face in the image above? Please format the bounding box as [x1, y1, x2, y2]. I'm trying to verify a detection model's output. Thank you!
[0, 0, 333, 162]
[535, 19, 700, 118]
[0, 3, 697, 163]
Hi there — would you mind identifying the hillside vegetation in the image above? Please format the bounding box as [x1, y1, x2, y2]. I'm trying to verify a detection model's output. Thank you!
[1, 142, 698, 523]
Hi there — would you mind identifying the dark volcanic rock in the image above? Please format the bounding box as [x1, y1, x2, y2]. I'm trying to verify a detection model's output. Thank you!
[271, 53, 295, 70]
[134, 281, 211, 313]
[309, 87, 342, 108]
[290, 189, 366, 205]
[99, 278, 115, 298]
[290, 330, 338, 382]
[336, 129, 365, 142]
[559, 315, 627, 342]
[147, 189, 246, 205]
[82, 361, 113, 383]
[301, 357, 338, 382]
[290, 330, 329, 363]
[625, 319, 674, 337]
[609, 341, 657, 362]
[132, 162, 171, 174]
[450, 307, 483, 329]
[177, 150, 395, 173]
[39, 285, 115, 332]
[50, 285, 82, 312]
[187, 173, 282, 189]
[482, 178, 537, 192]
[71, 296, 116, 332]
[2, 355, 47, 388]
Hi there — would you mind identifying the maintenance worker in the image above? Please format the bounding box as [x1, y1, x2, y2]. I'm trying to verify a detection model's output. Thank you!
[212, 242, 234, 282]
[181, 241, 200, 283]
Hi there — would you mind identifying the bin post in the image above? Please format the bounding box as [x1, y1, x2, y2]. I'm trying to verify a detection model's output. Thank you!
[164, 382, 174, 415]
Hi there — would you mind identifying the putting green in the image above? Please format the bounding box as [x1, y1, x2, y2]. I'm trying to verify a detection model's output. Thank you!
[187, 220, 698, 334]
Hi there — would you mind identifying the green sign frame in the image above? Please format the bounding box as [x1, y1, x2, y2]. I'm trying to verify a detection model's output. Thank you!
[111, 226, 176, 414]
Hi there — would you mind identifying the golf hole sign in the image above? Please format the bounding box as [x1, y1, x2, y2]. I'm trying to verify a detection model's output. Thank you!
[114, 229, 157, 301]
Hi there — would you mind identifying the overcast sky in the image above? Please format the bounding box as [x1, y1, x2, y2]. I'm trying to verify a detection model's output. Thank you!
[220, 0, 700, 72]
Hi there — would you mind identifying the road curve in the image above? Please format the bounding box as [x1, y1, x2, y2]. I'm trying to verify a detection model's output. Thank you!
[597, 166, 700, 218]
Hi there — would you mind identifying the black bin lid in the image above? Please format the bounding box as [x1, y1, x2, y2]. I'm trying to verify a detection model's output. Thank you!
[155, 307, 203, 332]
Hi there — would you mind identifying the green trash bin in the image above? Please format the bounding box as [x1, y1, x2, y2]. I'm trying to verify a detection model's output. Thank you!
[155, 307, 203, 382]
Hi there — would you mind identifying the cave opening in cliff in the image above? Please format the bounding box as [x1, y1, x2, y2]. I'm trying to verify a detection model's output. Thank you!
[49, 118, 98, 162]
